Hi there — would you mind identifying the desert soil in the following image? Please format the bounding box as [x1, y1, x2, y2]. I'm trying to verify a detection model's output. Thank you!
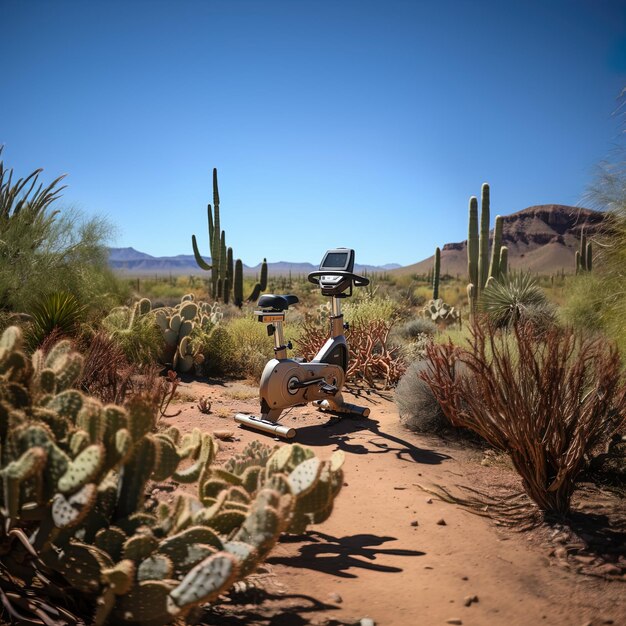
[156, 379, 626, 626]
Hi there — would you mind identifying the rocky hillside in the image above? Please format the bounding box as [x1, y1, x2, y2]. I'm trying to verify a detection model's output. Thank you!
[395, 205, 605, 277]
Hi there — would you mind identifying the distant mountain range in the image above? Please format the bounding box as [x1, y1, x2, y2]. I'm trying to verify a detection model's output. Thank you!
[109, 205, 604, 278]
[107, 248, 402, 276]
[392, 204, 605, 277]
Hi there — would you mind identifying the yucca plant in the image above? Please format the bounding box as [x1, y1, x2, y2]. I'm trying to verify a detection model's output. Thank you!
[480, 272, 555, 329]
[0, 146, 66, 221]
[26, 290, 84, 349]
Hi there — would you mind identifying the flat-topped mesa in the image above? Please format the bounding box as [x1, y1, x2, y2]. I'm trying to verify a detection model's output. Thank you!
[500, 205, 604, 245]
[401, 204, 607, 277]
[443, 205, 604, 251]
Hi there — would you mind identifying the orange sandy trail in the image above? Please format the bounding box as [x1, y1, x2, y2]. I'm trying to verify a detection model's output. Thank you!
[169, 381, 626, 626]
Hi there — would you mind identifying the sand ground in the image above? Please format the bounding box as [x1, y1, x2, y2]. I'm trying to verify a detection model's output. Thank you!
[156, 379, 626, 626]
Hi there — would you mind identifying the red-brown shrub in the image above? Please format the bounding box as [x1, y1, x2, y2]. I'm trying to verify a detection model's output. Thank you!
[420, 323, 626, 515]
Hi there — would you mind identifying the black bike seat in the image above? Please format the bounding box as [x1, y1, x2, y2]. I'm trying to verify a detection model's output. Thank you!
[257, 294, 299, 311]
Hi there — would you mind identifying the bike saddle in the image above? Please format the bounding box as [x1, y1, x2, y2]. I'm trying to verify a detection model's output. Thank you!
[257, 294, 299, 311]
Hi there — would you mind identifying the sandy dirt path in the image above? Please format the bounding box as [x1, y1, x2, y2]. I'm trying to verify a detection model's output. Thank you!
[163, 380, 625, 626]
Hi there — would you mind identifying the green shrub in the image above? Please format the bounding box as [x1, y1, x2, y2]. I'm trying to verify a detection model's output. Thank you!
[344, 293, 399, 325]
[205, 316, 273, 380]
[101, 303, 164, 365]
[400, 317, 438, 339]
[0, 153, 125, 315]
[395, 360, 449, 433]
[584, 151, 626, 355]
[560, 273, 605, 332]
[395, 359, 475, 436]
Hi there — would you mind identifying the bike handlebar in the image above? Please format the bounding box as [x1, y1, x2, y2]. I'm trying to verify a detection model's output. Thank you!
[307, 270, 370, 287]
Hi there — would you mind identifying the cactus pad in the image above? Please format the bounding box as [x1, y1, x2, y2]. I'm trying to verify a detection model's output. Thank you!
[169, 551, 238, 609]
[287, 457, 322, 497]
[58, 443, 104, 494]
[52, 482, 97, 528]
[137, 554, 174, 582]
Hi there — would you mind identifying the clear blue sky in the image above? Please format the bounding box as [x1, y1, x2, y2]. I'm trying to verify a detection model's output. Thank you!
[1, 0, 625, 266]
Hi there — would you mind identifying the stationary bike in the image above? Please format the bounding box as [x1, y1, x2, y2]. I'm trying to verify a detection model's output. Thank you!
[234, 248, 371, 439]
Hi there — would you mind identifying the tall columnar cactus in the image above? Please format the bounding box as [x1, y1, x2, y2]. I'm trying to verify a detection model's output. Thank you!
[466, 184, 507, 315]
[192, 168, 266, 303]
[259, 258, 268, 292]
[234, 259, 244, 308]
[586, 241, 593, 272]
[191, 169, 220, 298]
[499, 246, 508, 276]
[0, 327, 344, 626]
[478, 183, 490, 289]
[219, 231, 227, 293]
[433, 246, 441, 300]
[226, 247, 234, 299]
[467, 283, 476, 323]
[467, 196, 479, 290]
[576, 227, 593, 273]
[488, 215, 504, 281]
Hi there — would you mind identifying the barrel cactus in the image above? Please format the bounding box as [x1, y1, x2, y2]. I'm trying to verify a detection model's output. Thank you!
[0, 326, 345, 625]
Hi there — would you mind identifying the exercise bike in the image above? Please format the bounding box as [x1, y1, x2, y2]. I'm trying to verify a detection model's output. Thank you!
[234, 248, 371, 439]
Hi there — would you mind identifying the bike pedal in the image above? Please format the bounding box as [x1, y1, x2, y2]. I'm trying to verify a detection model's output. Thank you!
[319, 383, 338, 395]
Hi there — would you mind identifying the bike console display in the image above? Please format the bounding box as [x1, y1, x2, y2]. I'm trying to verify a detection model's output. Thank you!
[308, 248, 369, 296]
[319, 248, 355, 273]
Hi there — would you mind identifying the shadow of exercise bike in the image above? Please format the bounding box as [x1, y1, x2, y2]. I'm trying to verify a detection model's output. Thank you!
[269, 530, 426, 578]
[293, 413, 450, 465]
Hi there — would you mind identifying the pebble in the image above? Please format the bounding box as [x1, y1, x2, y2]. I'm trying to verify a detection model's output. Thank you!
[411, 520, 419, 527]
[360, 619, 376, 626]
[464, 595, 479, 606]
[595, 563, 622, 576]
[328, 592, 342, 603]
[573, 555, 595, 565]
[213, 429, 234, 440]
[446, 619, 463, 625]
[554, 546, 568, 559]
[426, 498, 433, 504]
[437, 518, 447, 526]
[461, 576, 469, 581]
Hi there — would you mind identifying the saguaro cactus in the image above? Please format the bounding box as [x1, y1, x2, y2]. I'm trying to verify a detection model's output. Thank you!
[433, 247, 441, 300]
[478, 183, 490, 290]
[234, 259, 244, 308]
[576, 227, 593, 273]
[499, 246, 508, 276]
[192, 169, 267, 303]
[488, 215, 504, 281]
[260, 258, 268, 292]
[467, 183, 506, 314]
[468, 196, 479, 290]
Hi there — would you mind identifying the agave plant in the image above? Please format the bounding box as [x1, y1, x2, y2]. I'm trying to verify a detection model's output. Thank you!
[27, 290, 85, 348]
[480, 272, 555, 329]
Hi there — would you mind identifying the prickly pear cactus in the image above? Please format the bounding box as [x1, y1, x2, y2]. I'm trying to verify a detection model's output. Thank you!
[154, 295, 223, 373]
[0, 326, 344, 625]
[421, 298, 459, 326]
